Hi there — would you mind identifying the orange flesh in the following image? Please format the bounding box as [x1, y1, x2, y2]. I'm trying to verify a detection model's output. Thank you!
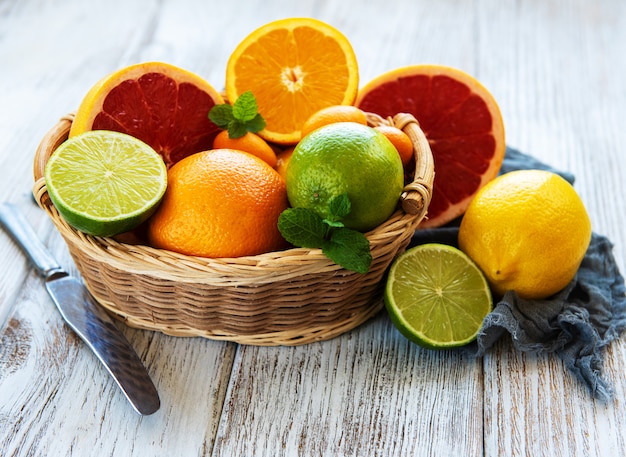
[227, 19, 359, 144]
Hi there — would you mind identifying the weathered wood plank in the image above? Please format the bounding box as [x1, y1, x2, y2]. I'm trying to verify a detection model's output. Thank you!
[213, 314, 483, 457]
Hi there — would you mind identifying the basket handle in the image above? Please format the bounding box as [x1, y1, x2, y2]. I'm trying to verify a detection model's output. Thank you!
[366, 112, 434, 219]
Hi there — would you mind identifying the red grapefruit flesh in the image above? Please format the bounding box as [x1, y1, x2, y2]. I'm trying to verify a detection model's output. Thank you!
[356, 64, 505, 228]
[70, 62, 225, 167]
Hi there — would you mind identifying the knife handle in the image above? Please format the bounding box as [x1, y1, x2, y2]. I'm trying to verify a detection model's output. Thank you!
[0, 202, 65, 279]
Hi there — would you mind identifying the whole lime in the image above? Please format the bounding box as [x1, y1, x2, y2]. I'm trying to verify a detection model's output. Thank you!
[285, 122, 404, 232]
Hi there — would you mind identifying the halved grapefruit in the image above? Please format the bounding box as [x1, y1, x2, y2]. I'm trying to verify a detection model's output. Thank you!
[70, 61, 224, 167]
[356, 64, 505, 228]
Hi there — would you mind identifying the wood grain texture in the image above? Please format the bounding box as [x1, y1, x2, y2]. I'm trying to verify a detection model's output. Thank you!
[1, 0, 625, 455]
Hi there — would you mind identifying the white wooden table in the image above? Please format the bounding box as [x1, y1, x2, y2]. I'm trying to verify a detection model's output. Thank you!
[1, 0, 625, 455]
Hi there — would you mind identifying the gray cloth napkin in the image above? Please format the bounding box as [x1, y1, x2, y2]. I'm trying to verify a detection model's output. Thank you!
[410, 147, 626, 400]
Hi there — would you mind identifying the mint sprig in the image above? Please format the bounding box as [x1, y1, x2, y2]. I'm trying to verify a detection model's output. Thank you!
[278, 194, 372, 274]
[208, 91, 266, 139]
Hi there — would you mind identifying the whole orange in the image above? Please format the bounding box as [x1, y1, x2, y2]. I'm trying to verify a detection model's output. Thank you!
[373, 125, 414, 166]
[147, 149, 289, 257]
[301, 105, 367, 138]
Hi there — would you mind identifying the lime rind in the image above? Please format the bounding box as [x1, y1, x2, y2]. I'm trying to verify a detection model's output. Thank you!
[384, 243, 493, 349]
[45, 130, 168, 237]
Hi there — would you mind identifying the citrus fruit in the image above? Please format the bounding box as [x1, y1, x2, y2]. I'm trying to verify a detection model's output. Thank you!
[44, 130, 167, 237]
[275, 146, 295, 180]
[373, 125, 414, 166]
[213, 130, 278, 167]
[384, 243, 492, 349]
[225, 18, 359, 145]
[300, 105, 367, 137]
[146, 148, 289, 258]
[458, 169, 592, 299]
[356, 64, 506, 228]
[70, 61, 225, 167]
[285, 122, 404, 232]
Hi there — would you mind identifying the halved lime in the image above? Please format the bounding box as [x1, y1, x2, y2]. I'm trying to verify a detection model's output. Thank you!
[384, 243, 492, 349]
[44, 130, 168, 237]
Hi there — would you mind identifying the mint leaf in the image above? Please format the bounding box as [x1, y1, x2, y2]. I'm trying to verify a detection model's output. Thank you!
[232, 91, 259, 122]
[277, 194, 372, 274]
[329, 193, 351, 219]
[278, 208, 327, 248]
[323, 219, 345, 228]
[322, 228, 372, 274]
[227, 120, 248, 139]
[208, 104, 234, 128]
[246, 113, 266, 132]
[208, 91, 266, 138]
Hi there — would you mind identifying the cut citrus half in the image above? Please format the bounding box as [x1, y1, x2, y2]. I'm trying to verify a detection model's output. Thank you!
[384, 243, 492, 349]
[45, 130, 168, 237]
[225, 18, 359, 145]
[70, 61, 224, 167]
[356, 65, 506, 228]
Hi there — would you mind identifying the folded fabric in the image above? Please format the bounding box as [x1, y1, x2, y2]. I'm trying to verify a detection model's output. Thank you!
[409, 147, 626, 401]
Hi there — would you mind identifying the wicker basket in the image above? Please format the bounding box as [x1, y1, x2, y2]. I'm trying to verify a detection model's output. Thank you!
[32, 112, 434, 346]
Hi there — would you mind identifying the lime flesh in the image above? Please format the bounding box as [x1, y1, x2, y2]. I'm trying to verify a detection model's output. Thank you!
[384, 243, 492, 349]
[44, 130, 168, 237]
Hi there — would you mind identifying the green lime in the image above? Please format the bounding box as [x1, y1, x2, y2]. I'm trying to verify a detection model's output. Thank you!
[44, 130, 167, 237]
[384, 243, 492, 349]
[285, 122, 404, 232]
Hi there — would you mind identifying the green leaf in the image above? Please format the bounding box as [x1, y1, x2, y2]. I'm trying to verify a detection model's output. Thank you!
[278, 208, 327, 248]
[208, 104, 234, 128]
[323, 219, 345, 228]
[232, 91, 260, 122]
[246, 113, 266, 133]
[322, 228, 372, 274]
[227, 121, 248, 139]
[208, 91, 266, 137]
[329, 193, 351, 219]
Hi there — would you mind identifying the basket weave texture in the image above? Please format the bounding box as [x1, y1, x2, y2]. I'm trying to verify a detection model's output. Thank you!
[32, 112, 434, 346]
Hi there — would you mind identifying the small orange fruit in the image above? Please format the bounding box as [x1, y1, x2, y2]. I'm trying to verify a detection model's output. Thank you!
[301, 105, 367, 138]
[147, 149, 289, 258]
[275, 146, 295, 180]
[226, 18, 359, 144]
[373, 125, 413, 166]
[213, 130, 278, 167]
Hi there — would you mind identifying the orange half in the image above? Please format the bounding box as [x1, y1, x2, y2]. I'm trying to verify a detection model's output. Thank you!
[225, 18, 359, 145]
[70, 61, 224, 167]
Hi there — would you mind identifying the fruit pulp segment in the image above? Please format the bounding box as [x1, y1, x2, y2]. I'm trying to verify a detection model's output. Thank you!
[92, 73, 221, 165]
[46, 133, 167, 220]
[386, 244, 492, 346]
[230, 25, 356, 135]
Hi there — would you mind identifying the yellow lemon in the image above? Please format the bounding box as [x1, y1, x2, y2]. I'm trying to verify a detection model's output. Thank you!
[458, 170, 592, 299]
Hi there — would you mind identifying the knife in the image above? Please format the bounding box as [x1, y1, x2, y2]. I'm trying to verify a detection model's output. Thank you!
[0, 202, 160, 416]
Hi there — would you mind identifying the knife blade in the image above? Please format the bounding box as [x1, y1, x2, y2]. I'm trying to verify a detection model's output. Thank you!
[0, 202, 160, 416]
